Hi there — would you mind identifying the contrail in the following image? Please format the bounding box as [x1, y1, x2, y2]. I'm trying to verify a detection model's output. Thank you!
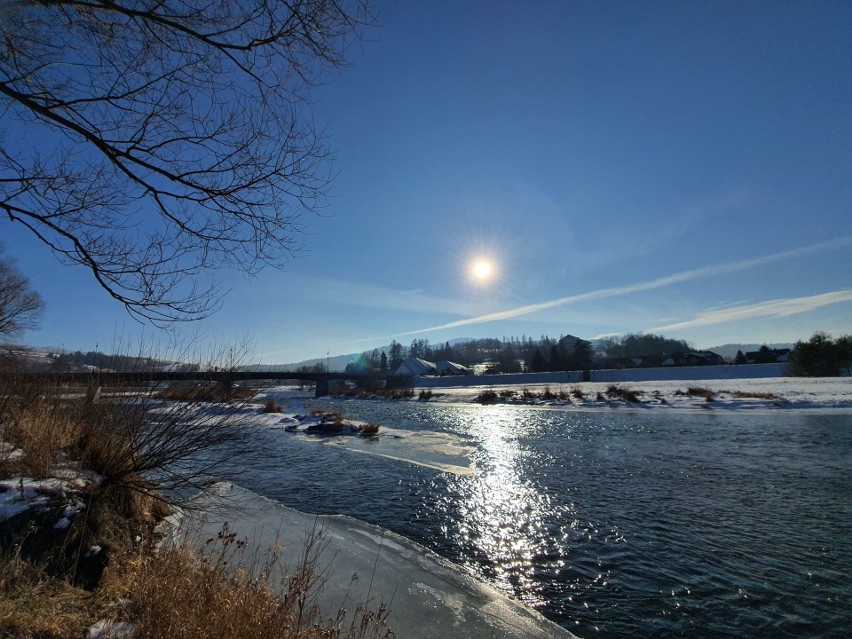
[649, 290, 852, 332]
[401, 236, 852, 336]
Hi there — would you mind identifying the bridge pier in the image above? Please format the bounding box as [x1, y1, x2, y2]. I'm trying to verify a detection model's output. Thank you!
[315, 379, 329, 397]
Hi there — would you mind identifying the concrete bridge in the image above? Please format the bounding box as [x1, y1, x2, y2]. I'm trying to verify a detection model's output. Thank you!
[2, 370, 402, 398]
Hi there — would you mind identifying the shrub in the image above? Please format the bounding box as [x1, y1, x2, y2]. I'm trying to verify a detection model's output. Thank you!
[571, 386, 584, 399]
[476, 390, 499, 404]
[262, 399, 283, 413]
[686, 386, 712, 396]
[605, 385, 642, 403]
[418, 390, 433, 401]
[732, 391, 778, 400]
[359, 423, 380, 435]
[100, 525, 393, 639]
[155, 384, 256, 402]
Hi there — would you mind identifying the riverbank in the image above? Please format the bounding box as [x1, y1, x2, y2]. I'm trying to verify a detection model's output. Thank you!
[164, 482, 581, 639]
[336, 376, 852, 411]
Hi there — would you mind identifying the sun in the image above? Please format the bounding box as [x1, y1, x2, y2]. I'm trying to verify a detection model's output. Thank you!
[471, 258, 495, 282]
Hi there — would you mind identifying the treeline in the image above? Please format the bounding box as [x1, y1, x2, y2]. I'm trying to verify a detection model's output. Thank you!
[347, 333, 693, 374]
[347, 336, 586, 374]
[789, 332, 851, 377]
[50, 350, 194, 373]
[597, 333, 692, 359]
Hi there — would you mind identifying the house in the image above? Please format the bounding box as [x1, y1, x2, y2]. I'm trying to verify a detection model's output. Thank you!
[394, 357, 436, 377]
[435, 360, 473, 376]
[662, 351, 725, 367]
[745, 348, 791, 364]
[557, 334, 592, 354]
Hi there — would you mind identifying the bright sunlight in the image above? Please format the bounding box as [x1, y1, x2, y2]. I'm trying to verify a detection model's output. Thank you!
[471, 258, 495, 283]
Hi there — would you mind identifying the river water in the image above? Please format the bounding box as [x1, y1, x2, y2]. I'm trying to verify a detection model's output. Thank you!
[222, 397, 850, 639]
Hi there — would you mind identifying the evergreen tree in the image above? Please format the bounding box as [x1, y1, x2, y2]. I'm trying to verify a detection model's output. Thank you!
[789, 332, 850, 376]
[548, 345, 561, 372]
[530, 348, 546, 372]
[388, 340, 404, 370]
[755, 345, 775, 364]
[571, 339, 593, 370]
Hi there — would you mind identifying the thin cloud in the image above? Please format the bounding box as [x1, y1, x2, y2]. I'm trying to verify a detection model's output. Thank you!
[650, 290, 852, 332]
[401, 236, 852, 336]
[280, 273, 476, 316]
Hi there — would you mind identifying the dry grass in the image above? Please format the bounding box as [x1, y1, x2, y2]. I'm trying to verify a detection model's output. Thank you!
[731, 390, 779, 400]
[676, 386, 717, 402]
[0, 371, 397, 639]
[2, 403, 85, 478]
[332, 388, 415, 400]
[0, 555, 98, 639]
[358, 423, 380, 435]
[475, 390, 499, 404]
[605, 384, 642, 403]
[263, 399, 283, 413]
[154, 385, 257, 403]
[1, 525, 394, 639]
[99, 525, 393, 639]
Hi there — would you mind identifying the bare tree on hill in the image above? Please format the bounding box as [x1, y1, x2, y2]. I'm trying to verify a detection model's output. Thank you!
[0, 246, 45, 339]
[0, 0, 374, 324]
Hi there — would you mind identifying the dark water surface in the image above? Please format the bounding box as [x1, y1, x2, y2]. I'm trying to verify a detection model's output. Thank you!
[224, 398, 851, 639]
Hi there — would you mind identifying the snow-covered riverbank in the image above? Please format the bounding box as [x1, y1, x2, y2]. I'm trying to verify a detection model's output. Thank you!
[161, 482, 581, 639]
[382, 377, 852, 411]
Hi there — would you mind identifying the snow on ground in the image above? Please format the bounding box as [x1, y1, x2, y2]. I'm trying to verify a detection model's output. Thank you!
[0, 444, 103, 524]
[411, 376, 852, 411]
[162, 481, 581, 639]
[0, 475, 95, 524]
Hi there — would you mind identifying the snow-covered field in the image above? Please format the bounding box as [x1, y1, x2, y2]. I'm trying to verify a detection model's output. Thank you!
[413, 376, 852, 411]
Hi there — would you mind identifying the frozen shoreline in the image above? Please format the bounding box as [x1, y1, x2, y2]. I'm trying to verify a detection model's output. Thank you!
[161, 482, 581, 639]
[340, 376, 852, 411]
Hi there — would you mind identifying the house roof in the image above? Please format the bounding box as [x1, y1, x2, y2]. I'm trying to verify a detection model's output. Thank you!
[435, 360, 471, 375]
[394, 357, 436, 376]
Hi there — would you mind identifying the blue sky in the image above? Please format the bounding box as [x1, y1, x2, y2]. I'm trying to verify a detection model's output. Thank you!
[4, 0, 851, 364]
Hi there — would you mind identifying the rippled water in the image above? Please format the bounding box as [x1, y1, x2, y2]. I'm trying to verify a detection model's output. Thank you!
[224, 399, 851, 639]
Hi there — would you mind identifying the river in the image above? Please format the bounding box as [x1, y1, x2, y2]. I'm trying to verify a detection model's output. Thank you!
[220, 395, 851, 638]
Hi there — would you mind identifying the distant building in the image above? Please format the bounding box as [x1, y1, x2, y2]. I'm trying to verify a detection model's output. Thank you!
[557, 334, 592, 354]
[745, 348, 791, 364]
[435, 360, 473, 376]
[394, 357, 436, 377]
[662, 351, 725, 367]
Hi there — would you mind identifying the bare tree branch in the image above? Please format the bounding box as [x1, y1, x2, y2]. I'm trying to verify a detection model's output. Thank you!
[0, 0, 375, 323]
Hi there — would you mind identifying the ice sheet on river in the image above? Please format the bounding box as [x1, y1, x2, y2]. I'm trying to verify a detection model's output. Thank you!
[163, 482, 579, 639]
[307, 426, 476, 476]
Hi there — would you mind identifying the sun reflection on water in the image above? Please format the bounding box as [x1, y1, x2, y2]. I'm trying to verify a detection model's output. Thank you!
[434, 406, 578, 607]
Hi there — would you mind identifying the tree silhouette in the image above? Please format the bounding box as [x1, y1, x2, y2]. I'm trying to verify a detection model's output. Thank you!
[0, 247, 45, 338]
[1, 0, 374, 323]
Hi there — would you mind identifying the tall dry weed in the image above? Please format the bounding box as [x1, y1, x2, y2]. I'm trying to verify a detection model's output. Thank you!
[102, 524, 394, 639]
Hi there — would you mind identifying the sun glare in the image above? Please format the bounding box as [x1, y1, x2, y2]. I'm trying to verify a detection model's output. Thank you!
[471, 258, 495, 282]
